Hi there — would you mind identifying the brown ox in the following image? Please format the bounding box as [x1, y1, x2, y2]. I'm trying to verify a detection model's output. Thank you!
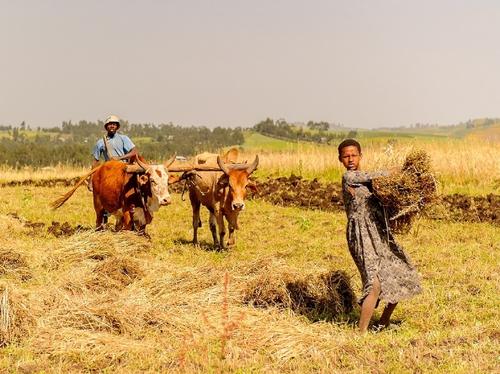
[51, 156, 175, 232]
[181, 149, 258, 249]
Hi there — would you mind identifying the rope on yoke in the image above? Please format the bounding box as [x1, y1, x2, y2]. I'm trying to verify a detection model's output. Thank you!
[180, 171, 211, 201]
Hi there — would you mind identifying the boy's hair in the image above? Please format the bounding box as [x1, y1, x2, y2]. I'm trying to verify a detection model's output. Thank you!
[338, 138, 362, 155]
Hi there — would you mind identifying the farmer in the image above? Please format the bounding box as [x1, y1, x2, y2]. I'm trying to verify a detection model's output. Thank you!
[338, 138, 421, 333]
[88, 114, 138, 191]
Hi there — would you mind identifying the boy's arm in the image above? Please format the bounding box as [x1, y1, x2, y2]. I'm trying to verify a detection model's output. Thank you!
[343, 170, 389, 185]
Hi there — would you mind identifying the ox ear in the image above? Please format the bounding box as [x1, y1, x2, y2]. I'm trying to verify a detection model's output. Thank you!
[246, 155, 259, 175]
[138, 174, 149, 186]
[168, 174, 181, 185]
[164, 154, 176, 169]
[246, 180, 258, 193]
[223, 147, 239, 163]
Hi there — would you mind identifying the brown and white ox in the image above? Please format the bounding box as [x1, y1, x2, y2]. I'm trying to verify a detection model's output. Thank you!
[51, 156, 175, 232]
[182, 149, 258, 249]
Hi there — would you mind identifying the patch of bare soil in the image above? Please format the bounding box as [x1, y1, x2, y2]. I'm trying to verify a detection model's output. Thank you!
[1, 177, 81, 188]
[250, 174, 344, 210]
[428, 194, 499, 224]
[4, 175, 499, 225]
[7, 213, 91, 237]
[247, 175, 499, 225]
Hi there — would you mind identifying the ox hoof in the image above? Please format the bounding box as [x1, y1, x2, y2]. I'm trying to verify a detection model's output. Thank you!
[137, 230, 151, 239]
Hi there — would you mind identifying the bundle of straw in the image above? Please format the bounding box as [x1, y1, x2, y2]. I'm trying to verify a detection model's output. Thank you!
[372, 150, 437, 233]
[243, 268, 354, 321]
[0, 285, 34, 346]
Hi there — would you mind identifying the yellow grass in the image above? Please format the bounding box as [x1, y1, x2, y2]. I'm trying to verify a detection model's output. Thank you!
[0, 184, 498, 372]
[1, 137, 498, 195]
[239, 137, 500, 195]
[0, 165, 88, 183]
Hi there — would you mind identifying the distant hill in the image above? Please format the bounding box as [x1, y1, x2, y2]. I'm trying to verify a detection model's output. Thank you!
[377, 118, 500, 138]
[250, 117, 500, 145]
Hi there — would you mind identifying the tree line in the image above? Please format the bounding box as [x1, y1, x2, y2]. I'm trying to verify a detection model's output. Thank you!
[252, 118, 356, 144]
[0, 121, 244, 168]
[0, 117, 358, 168]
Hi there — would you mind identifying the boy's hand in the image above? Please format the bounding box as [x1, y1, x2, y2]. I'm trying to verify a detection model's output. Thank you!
[388, 166, 400, 175]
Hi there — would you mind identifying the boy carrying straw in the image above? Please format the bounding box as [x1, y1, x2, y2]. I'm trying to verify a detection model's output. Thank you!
[338, 139, 422, 333]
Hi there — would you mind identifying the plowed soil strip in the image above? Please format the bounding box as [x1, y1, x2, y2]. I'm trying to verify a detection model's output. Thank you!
[3, 175, 498, 224]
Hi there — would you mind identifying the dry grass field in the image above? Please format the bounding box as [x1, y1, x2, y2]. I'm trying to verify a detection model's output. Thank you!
[241, 137, 500, 196]
[0, 135, 498, 373]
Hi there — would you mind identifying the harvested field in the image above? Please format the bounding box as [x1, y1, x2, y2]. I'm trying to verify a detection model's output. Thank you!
[0, 181, 498, 372]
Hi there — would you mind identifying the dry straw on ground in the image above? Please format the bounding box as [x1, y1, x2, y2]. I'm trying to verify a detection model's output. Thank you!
[372, 149, 437, 233]
[0, 284, 34, 346]
[0, 250, 32, 281]
[242, 262, 354, 321]
[86, 256, 144, 292]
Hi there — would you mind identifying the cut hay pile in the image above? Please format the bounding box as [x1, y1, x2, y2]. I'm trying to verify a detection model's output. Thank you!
[0, 250, 32, 281]
[86, 256, 144, 292]
[242, 265, 354, 320]
[0, 284, 34, 346]
[372, 149, 437, 233]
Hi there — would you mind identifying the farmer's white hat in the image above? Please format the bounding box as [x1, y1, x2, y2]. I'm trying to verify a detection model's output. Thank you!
[104, 115, 121, 128]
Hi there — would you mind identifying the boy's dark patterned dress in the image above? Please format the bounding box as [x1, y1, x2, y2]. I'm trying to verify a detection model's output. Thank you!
[342, 170, 422, 305]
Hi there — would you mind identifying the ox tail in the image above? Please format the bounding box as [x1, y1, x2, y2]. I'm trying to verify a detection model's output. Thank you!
[50, 165, 103, 209]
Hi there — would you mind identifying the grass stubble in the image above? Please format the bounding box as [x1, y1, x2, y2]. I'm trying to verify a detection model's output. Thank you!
[240, 137, 499, 195]
[0, 181, 498, 373]
[0, 137, 498, 372]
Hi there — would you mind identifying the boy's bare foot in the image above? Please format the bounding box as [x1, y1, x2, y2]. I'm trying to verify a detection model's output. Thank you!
[379, 302, 398, 327]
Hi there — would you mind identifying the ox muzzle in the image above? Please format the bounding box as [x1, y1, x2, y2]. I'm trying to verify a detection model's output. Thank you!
[231, 201, 245, 211]
[159, 195, 172, 206]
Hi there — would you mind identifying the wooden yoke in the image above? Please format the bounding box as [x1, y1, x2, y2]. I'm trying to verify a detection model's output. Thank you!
[167, 164, 222, 173]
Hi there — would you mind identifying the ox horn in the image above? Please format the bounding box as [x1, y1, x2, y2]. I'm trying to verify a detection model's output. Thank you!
[136, 157, 151, 172]
[217, 155, 230, 175]
[164, 153, 177, 169]
[246, 155, 259, 175]
[125, 164, 145, 173]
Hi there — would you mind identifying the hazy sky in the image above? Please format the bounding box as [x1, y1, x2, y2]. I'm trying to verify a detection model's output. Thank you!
[1, 0, 499, 128]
